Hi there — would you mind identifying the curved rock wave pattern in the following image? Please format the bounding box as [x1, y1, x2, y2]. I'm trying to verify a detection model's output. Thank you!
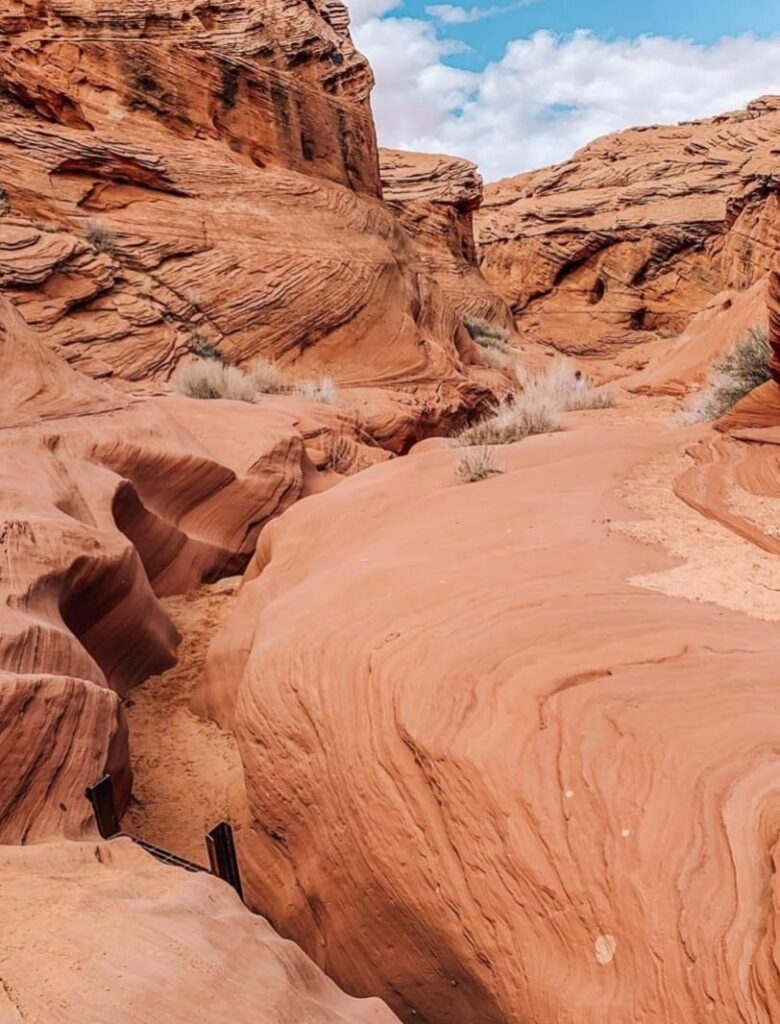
[201, 424, 780, 1024]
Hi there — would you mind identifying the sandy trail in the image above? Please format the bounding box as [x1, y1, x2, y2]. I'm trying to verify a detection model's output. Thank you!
[122, 577, 247, 865]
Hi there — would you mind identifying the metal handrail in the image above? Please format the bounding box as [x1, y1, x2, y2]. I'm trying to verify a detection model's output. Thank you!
[85, 775, 244, 900]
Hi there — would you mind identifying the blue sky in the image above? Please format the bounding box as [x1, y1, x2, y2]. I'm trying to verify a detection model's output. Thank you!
[350, 0, 780, 178]
[412, 0, 780, 69]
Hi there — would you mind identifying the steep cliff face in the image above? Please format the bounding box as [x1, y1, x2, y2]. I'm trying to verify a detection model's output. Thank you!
[478, 96, 780, 367]
[380, 149, 515, 331]
[0, 0, 499, 424]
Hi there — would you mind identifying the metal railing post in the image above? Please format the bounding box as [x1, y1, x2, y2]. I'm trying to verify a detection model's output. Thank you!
[205, 820, 244, 902]
[84, 774, 120, 839]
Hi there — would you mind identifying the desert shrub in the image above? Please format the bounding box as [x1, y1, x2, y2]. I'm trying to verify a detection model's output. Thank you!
[454, 361, 612, 447]
[525, 361, 616, 411]
[324, 434, 370, 476]
[682, 327, 772, 423]
[463, 314, 512, 352]
[297, 376, 338, 404]
[456, 394, 560, 447]
[173, 358, 256, 403]
[85, 220, 117, 255]
[246, 357, 292, 395]
[478, 345, 515, 371]
[455, 446, 503, 483]
[190, 333, 225, 364]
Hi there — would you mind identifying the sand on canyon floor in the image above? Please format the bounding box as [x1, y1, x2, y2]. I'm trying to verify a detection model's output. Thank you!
[122, 576, 247, 865]
[613, 449, 780, 621]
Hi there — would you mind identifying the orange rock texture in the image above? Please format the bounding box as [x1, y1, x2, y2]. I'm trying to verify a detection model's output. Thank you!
[0, 0, 511, 843]
[0, 839, 400, 1024]
[201, 424, 780, 1024]
[0, 0, 502, 429]
[380, 149, 515, 330]
[0, 294, 349, 842]
[769, 267, 780, 383]
[2, 3, 779, 1023]
[478, 97, 780, 369]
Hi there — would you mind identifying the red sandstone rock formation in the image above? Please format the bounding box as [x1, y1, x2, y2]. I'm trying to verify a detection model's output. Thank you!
[769, 267, 780, 383]
[478, 97, 780, 369]
[0, 294, 377, 843]
[200, 425, 780, 1023]
[0, 0, 508, 844]
[380, 149, 514, 330]
[0, 0, 501, 431]
[0, 839, 400, 1024]
[2, 5, 779, 1023]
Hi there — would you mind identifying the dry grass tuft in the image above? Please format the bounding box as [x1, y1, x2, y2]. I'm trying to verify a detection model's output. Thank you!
[173, 359, 257, 403]
[455, 446, 503, 484]
[297, 376, 339, 404]
[173, 354, 342, 407]
[463, 315, 510, 349]
[85, 219, 117, 255]
[454, 361, 612, 447]
[478, 345, 516, 371]
[516, 361, 616, 411]
[190, 333, 225, 364]
[682, 327, 772, 423]
[457, 395, 560, 446]
[321, 436, 366, 475]
[245, 357, 293, 395]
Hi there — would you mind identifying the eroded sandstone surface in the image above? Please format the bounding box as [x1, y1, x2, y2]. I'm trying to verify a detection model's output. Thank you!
[0, 292, 358, 843]
[478, 97, 780, 373]
[380, 149, 514, 331]
[200, 415, 780, 1023]
[0, 839, 399, 1024]
[1, 3, 780, 1023]
[0, 0, 511, 843]
[0, 0, 503, 434]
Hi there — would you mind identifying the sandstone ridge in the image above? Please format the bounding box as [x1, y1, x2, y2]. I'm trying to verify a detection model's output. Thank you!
[478, 96, 780, 373]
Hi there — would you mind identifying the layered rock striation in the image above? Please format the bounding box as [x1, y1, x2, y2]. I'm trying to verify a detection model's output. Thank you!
[0, 0, 502, 429]
[0, 293, 372, 843]
[478, 97, 780, 365]
[200, 423, 780, 1023]
[380, 149, 514, 331]
[0, 0, 510, 843]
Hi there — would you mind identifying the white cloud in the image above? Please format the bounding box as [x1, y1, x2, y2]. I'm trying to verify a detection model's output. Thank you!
[347, 0, 402, 25]
[348, 11, 780, 181]
[425, 3, 530, 25]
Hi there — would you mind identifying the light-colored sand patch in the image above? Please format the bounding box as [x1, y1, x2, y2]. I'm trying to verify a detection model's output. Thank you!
[122, 577, 247, 865]
[612, 451, 780, 620]
[728, 484, 780, 540]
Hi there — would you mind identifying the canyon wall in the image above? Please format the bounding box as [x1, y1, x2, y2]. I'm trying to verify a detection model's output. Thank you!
[0, 0, 512, 844]
[2, 6, 779, 1024]
[380, 149, 515, 331]
[0, 0, 502, 426]
[478, 97, 780, 373]
[0, 293, 347, 842]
